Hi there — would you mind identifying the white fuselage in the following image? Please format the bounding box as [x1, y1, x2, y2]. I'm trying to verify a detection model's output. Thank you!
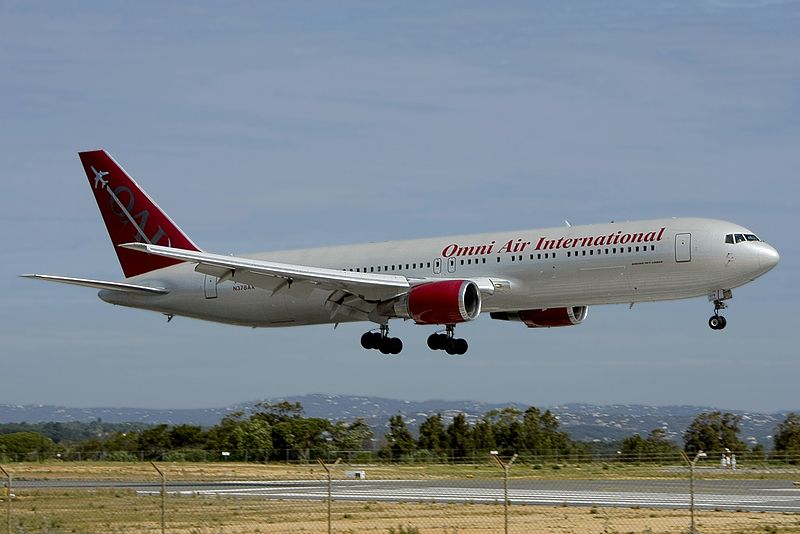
[100, 217, 778, 328]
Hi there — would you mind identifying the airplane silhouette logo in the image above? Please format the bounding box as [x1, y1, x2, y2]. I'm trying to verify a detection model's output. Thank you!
[91, 166, 109, 190]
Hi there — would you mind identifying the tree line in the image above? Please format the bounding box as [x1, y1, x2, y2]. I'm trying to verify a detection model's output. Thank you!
[1, 403, 799, 463]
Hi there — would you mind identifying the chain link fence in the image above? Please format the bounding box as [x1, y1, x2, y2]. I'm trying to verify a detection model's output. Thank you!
[1, 454, 798, 533]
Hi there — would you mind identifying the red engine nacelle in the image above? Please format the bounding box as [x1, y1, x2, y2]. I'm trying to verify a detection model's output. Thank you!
[390, 280, 482, 325]
[490, 306, 588, 328]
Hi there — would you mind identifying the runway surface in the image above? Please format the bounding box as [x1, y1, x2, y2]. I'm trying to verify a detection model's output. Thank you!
[17, 478, 800, 513]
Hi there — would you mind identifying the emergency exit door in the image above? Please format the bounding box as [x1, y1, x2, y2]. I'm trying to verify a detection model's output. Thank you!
[675, 233, 691, 263]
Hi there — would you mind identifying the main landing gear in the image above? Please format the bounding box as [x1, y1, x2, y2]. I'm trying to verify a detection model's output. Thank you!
[427, 325, 469, 355]
[360, 324, 469, 355]
[361, 324, 403, 355]
[708, 299, 728, 330]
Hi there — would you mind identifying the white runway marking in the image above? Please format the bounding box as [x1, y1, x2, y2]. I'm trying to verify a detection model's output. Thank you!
[137, 482, 800, 512]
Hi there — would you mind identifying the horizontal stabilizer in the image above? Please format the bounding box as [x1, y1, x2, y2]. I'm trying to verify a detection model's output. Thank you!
[21, 274, 168, 295]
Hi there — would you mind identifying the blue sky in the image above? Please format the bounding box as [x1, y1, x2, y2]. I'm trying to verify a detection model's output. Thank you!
[1, 1, 798, 412]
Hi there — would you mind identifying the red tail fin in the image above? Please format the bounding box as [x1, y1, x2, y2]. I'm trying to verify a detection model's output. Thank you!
[78, 150, 200, 278]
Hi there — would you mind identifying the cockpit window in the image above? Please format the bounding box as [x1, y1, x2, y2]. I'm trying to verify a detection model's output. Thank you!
[725, 232, 761, 244]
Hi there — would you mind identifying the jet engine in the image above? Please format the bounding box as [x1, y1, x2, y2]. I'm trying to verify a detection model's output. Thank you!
[385, 280, 482, 324]
[490, 306, 588, 328]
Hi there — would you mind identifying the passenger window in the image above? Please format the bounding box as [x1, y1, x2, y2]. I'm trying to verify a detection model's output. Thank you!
[370, 267, 374, 272]
[427, 262, 431, 268]
[530, 254, 534, 260]
[567, 251, 571, 257]
[377, 266, 381, 272]
[497, 257, 501, 263]
[537, 254, 542, 260]
[636, 246, 640, 252]
[590, 250, 593, 255]
[511, 256, 515, 262]
[482, 258, 486, 264]
[461, 259, 465, 265]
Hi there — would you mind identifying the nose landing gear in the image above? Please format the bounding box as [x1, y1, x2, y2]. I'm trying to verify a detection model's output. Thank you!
[361, 324, 403, 354]
[708, 299, 728, 330]
[427, 325, 469, 355]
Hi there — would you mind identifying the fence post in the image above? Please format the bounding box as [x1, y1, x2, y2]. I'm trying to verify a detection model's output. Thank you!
[490, 452, 517, 534]
[317, 458, 341, 534]
[151, 462, 166, 534]
[0, 465, 10, 534]
[681, 451, 707, 534]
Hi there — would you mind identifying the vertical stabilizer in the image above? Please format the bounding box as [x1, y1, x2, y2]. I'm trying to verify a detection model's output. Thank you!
[78, 150, 200, 278]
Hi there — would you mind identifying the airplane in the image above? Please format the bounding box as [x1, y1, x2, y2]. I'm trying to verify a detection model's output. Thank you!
[23, 150, 780, 356]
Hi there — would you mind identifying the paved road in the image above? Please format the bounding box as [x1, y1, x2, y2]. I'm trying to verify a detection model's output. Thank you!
[16, 479, 800, 513]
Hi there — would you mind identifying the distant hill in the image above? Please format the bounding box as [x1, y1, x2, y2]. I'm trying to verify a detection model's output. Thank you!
[0, 395, 791, 447]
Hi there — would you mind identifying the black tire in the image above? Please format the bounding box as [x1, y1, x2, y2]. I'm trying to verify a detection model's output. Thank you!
[454, 338, 468, 355]
[427, 333, 445, 351]
[389, 337, 403, 354]
[379, 337, 393, 354]
[718, 316, 727, 329]
[361, 332, 380, 349]
[445, 339, 458, 355]
[361, 332, 375, 349]
[708, 316, 721, 330]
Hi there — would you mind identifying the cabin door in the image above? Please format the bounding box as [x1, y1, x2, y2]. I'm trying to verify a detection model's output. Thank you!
[675, 233, 691, 263]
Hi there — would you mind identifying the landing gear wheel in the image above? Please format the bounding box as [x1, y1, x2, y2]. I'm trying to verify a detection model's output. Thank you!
[361, 332, 381, 349]
[362, 327, 402, 354]
[708, 315, 727, 330]
[429, 325, 469, 355]
[445, 338, 468, 355]
[427, 333, 447, 351]
[377, 337, 402, 354]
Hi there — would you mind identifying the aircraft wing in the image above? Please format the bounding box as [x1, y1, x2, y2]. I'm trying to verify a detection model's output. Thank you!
[21, 274, 169, 295]
[120, 243, 411, 301]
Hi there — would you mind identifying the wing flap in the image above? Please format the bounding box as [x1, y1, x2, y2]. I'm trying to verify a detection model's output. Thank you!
[21, 274, 169, 295]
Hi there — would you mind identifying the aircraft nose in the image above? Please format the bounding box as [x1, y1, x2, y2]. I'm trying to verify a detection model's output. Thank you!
[758, 244, 780, 272]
